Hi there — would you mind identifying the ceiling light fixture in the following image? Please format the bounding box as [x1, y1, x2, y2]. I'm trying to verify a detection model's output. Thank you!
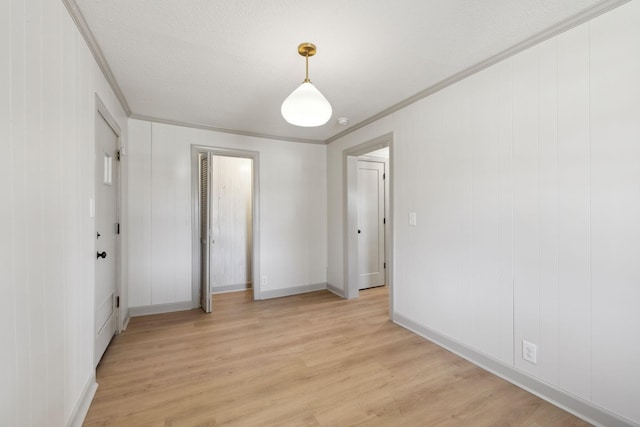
[281, 43, 332, 127]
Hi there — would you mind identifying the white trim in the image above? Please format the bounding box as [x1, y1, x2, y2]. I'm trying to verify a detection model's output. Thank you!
[326, 283, 345, 298]
[62, 0, 131, 115]
[325, 0, 631, 144]
[129, 301, 194, 317]
[131, 113, 325, 145]
[66, 372, 98, 427]
[122, 314, 130, 331]
[259, 283, 327, 300]
[393, 313, 639, 427]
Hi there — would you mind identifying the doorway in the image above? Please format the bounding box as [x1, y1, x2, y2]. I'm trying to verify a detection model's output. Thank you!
[94, 99, 122, 366]
[192, 147, 261, 313]
[344, 135, 393, 315]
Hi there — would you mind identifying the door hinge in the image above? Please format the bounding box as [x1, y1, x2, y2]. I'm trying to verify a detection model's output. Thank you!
[116, 223, 120, 234]
[384, 262, 386, 269]
[116, 150, 121, 161]
[383, 218, 386, 225]
[116, 296, 120, 308]
[383, 173, 385, 180]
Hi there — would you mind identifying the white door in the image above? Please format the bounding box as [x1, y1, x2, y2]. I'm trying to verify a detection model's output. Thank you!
[95, 113, 119, 366]
[357, 160, 385, 289]
[199, 153, 212, 313]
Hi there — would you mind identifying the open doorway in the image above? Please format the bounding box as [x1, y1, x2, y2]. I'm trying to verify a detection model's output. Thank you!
[343, 134, 393, 317]
[191, 146, 260, 313]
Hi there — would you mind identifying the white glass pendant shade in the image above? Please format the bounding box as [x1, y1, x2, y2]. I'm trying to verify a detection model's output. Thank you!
[281, 81, 332, 127]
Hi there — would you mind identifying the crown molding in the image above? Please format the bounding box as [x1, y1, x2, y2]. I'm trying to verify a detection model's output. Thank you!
[63, 0, 630, 146]
[62, 0, 131, 116]
[325, 0, 630, 144]
[129, 114, 326, 145]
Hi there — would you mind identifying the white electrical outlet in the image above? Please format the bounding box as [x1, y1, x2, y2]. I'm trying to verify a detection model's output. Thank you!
[261, 275, 268, 286]
[522, 340, 537, 364]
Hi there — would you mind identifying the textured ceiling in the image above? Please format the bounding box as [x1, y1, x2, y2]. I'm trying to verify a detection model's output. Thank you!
[74, 0, 619, 143]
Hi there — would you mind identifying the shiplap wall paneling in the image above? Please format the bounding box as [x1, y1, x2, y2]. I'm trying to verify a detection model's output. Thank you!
[496, 61, 514, 366]
[1, 0, 16, 423]
[210, 156, 253, 289]
[327, 2, 640, 424]
[556, 24, 592, 401]
[127, 120, 328, 308]
[42, 0, 66, 421]
[151, 127, 192, 304]
[128, 121, 152, 307]
[469, 67, 500, 359]
[537, 37, 560, 386]
[61, 12, 81, 420]
[11, 0, 31, 419]
[3, 0, 127, 424]
[590, 1, 640, 421]
[458, 78, 475, 347]
[512, 47, 541, 379]
[418, 96, 444, 330]
[439, 84, 464, 342]
[391, 103, 427, 321]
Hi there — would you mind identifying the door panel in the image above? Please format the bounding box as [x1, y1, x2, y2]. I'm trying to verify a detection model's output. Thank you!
[357, 160, 385, 289]
[200, 153, 212, 313]
[95, 113, 118, 366]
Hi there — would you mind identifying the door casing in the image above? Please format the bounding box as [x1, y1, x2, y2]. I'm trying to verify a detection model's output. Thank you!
[191, 146, 261, 309]
[343, 133, 394, 318]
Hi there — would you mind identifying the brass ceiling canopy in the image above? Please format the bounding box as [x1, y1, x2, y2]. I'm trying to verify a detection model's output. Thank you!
[298, 43, 317, 57]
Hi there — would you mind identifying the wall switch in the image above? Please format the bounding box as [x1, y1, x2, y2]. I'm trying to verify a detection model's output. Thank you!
[522, 340, 537, 364]
[409, 212, 417, 226]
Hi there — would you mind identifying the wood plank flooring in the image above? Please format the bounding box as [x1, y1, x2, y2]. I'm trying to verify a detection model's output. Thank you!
[84, 287, 589, 426]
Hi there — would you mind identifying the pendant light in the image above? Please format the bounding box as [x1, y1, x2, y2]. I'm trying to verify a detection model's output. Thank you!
[281, 43, 332, 127]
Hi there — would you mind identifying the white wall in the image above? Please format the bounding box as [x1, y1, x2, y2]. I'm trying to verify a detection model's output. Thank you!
[210, 156, 253, 290]
[127, 120, 327, 308]
[327, 1, 640, 424]
[0, 0, 128, 425]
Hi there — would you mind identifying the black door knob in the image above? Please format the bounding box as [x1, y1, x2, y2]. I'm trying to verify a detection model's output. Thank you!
[97, 251, 107, 259]
[357, 229, 361, 234]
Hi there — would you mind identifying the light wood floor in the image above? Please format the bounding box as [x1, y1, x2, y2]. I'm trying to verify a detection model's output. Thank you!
[84, 287, 589, 426]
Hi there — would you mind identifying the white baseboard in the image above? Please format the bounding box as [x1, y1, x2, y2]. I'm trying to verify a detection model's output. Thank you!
[122, 314, 130, 331]
[326, 283, 345, 298]
[67, 372, 98, 427]
[129, 300, 195, 317]
[212, 283, 252, 294]
[259, 282, 327, 300]
[393, 313, 638, 427]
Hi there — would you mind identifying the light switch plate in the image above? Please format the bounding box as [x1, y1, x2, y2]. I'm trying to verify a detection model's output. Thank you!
[409, 212, 417, 226]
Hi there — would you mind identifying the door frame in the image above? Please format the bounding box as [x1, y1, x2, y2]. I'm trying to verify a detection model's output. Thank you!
[190, 145, 261, 308]
[94, 94, 123, 339]
[343, 133, 394, 317]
